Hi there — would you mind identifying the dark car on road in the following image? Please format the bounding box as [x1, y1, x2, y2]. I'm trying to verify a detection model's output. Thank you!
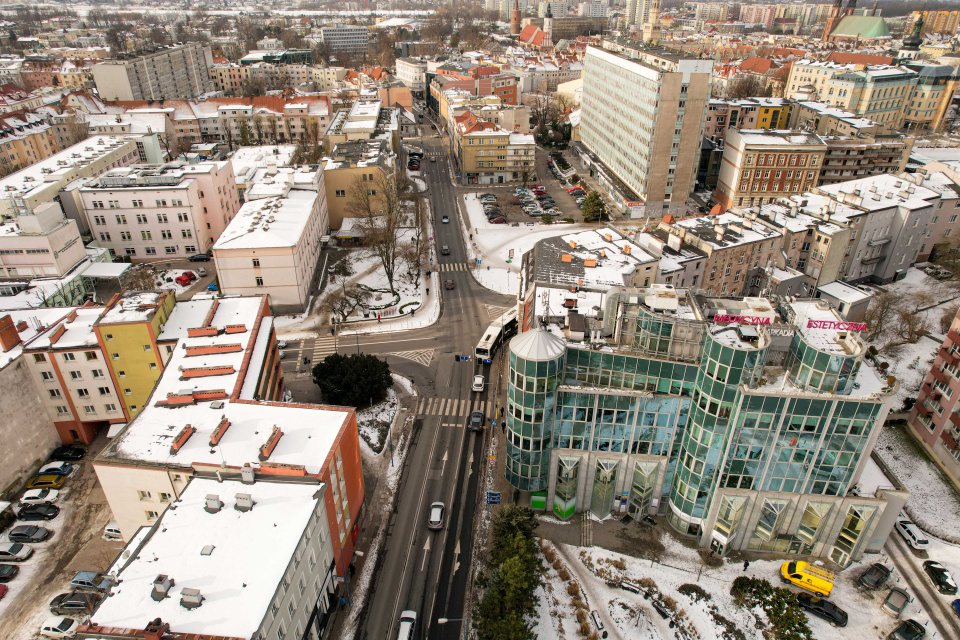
[188, 253, 211, 262]
[923, 561, 958, 595]
[796, 593, 848, 627]
[887, 619, 925, 640]
[859, 563, 892, 590]
[48, 445, 85, 462]
[444, 280, 455, 290]
[0, 564, 18, 582]
[17, 504, 59, 521]
[49, 592, 100, 616]
[8, 525, 51, 543]
[440, 245, 450, 255]
[468, 410, 485, 432]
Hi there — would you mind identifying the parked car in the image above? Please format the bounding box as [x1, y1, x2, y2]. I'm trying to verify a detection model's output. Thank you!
[8, 525, 51, 543]
[207, 283, 219, 292]
[427, 502, 445, 530]
[953, 598, 960, 619]
[882, 587, 910, 617]
[440, 246, 450, 256]
[444, 280, 455, 290]
[188, 253, 211, 262]
[441, 216, 449, 224]
[197, 268, 207, 277]
[0, 584, 6, 601]
[38, 462, 73, 477]
[175, 275, 192, 286]
[48, 445, 85, 462]
[40, 616, 80, 639]
[796, 593, 847, 627]
[17, 504, 60, 521]
[277, 340, 288, 349]
[183, 271, 197, 281]
[472, 375, 485, 392]
[489, 217, 507, 224]
[886, 619, 925, 640]
[20, 489, 60, 506]
[0, 542, 33, 562]
[0, 563, 19, 582]
[468, 410, 485, 432]
[70, 571, 113, 592]
[49, 592, 100, 616]
[25, 475, 66, 490]
[780, 560, 834, 597]
[895, 517, 930, 550]
[859, 563, 892, 590]
[923, 561, 958, 594]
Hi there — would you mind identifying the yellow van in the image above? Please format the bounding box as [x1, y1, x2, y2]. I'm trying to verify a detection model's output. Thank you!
[780, 561, 835, 597]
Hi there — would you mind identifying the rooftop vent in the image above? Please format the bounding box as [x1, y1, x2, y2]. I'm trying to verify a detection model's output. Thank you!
[235, 493, 254, 512]
[241, 462, 255, 485]
[204, 494, 223, 514]
[180, 587, 204, 609]
[151, 574, 173, 601]
[210, 400, 225, 409]
[200, 545, 215, 556]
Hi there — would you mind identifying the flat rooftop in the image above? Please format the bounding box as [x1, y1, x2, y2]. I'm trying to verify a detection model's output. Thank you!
[737, 129, 825, 147]
[29, 306, 102, 350]
[214, 190, 318, 250]
[98, 292, 166, 325]
[91, 478, 323, 638]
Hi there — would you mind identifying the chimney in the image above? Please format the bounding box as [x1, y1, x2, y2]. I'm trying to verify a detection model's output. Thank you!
[180, 587, 204, 609]
[235, 493, 255, 512]
[143, 619, 170, 640]
[204, 494, 223, 513]
[0, 315, 21, 352]
[241, 463, 255, 485]
[151, 575, 173, 602]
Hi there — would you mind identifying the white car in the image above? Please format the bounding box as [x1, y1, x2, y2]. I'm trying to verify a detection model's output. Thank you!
[277, 340, 288, 349]
[103, 521, 122, 540]
[40, 616, 80, 639]
[20, 489, 60, 506]
[472, 375, 485, 392]
[427, 502, 445, 530]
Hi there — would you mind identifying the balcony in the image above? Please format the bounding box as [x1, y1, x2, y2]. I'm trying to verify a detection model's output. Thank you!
[949, 329, 960, 346]
[932, 368, 950, 385]
[941, 347, 960, 367]
[950, 412, 960, 429]
[916, 403, 930, 418]
[941, 431, 959, 452]
[868, 237, 892, 247]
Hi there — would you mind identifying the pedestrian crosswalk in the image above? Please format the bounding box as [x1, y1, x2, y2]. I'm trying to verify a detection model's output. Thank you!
[484, 304, 513, 320]
[436, 262, 468, 272]
[312, 337, 339, 359]
[386, 349, 434, 366]
[416, 397, 489, 417]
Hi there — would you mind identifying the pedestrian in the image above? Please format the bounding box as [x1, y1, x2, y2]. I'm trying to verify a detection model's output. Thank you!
[303, 357, 308, 365]
[377, 313, 381, 323]
[743, 560, 750, 571]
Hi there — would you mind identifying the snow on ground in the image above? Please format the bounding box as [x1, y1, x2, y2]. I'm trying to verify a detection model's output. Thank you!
[869, 336, 939, 412]
[460, 192, 590, 295]
[875, 422, 960, 542]
[537, 538, 911, 640]
[154, 268, 195, 294]
[356, 388, 399, 452]
[391, 372, 417, 396]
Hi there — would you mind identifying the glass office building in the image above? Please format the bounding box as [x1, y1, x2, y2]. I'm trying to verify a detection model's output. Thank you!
[505, 285, 907, 565]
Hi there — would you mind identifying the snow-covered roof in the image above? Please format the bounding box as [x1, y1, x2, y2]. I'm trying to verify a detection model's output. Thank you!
[0, 307, 75, 370]
[817, 281, 871, 305]
[510, 328, 566, 362]
[29, 306, 102, 350]
[98, 292, 164, 325]
[214, 190, 319, 250]
[737, 129, 824, 147]
[789, 300, 862, 356]
[92, 478, 324, 638]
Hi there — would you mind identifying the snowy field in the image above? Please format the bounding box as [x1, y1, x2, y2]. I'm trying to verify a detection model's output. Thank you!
[356, 388, 399, 452]
[536, 538, 923, 640]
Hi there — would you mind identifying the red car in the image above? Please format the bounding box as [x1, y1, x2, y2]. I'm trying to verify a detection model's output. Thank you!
[175, 275, 192, 286]
[0, 584, 7, 600]
[183, 271, 197, 281]
[532, 184, 544, 189]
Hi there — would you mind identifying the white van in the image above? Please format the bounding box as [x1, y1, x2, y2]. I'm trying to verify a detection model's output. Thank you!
[397, 610, 417, 640]
[895, 518, 930, 550]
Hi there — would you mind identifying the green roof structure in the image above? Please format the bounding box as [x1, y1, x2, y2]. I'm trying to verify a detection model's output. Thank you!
[829, 15, 892, 40]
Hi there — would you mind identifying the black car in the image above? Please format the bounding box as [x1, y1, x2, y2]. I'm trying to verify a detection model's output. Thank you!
[49, 591, 100, 616]
[8, 525, 50, 543]
[188, 253, 211, 262]
[796, 593, 848, 627]
[468, 410, 485, 432]
[0, 564, 17, 583]
[859, 563, 892, 590]
[887, 619, 926, 640]
[923, 561, 958, 595]
[49, 445, 85, 462]
[17, 504, 59, 521]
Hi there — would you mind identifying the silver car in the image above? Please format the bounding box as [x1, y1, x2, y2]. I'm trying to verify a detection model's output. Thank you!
[427, 502, 445, 530]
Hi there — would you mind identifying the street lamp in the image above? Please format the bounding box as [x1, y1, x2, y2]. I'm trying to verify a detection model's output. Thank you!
[339, 548, 364, 606]
[437, 618, 466, 640]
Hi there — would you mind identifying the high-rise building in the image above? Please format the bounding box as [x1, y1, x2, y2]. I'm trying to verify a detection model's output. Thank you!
[317, 24, 370, 54]
[91, 43, 213, 101]
[580, 41, 712, 215]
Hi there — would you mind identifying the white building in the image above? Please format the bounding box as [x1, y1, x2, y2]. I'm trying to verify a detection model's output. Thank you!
[395, 57, 428, 95]
[79, 161, 241, 261]
[0, 201, 86, 279]
[91, 43, 214, 101]
[578, 2, 608, 17]
[90, 477, 339, 640]
[318, 24, 370, 54]
[213, 186, 329, 313]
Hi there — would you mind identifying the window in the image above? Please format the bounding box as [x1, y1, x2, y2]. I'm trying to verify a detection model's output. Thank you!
[143, 344, 152, 352]
[118, 371, 126, 377]
[105, 403, 116, 412]
[49, 389, 62, 398]
[157, 213, 168, 223]
[178, 213, 189, 222]
[256, 277, 264, 286]
[33, 353, 45, 362]
[159, 492, 172, 502]
[252, 258, 260, 268]
[138, 490, 152, 500]
[70, 371, 82, 380]
[41, 371, 54, 380]
[161, 230, 172, 240]
[115, 215, 126, 224]
[83, 405, 96, 415]
[145, 247, 156, 255]
[145, 510, 159, 519]
[141, 231, 152, 240]
[165, 246, 177, 254]
[56, 405, 69, 415]
[62, 353, 75, 362]
[335, 190, 345, 197]
[98, 386, 110, 396]
[76, 388, 90, 398]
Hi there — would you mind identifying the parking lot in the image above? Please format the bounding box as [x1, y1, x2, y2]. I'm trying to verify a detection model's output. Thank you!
[0, 438, 124, 640]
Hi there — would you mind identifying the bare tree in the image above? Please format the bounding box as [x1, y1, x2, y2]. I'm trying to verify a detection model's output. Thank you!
[895, 307, 930, 344]
[864, 290, 899, 341]
[61, 111, 89, 147]
[322, 259, 369, 322]
[346, 169, 409, 293]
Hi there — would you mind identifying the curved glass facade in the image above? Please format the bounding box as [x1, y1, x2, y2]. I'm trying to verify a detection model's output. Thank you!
[785, 333, 861, 395]
[505, 347, 564, 491]
[668, 330, 767, 529]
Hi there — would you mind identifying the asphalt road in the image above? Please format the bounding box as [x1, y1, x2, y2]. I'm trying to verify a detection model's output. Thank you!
[343, 107, 514, 640]
[885, 532, 960, 640]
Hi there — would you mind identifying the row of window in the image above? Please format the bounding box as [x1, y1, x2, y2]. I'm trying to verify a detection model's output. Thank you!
[91, 199, 185, 209]
[55, 403, 117, 416]
[93, 213, 190, 225]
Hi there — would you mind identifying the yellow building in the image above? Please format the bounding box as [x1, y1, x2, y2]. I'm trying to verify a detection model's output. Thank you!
[911, 10, 960, 36]
[323, 139, 392, 232]
[94, 291, 177, 419]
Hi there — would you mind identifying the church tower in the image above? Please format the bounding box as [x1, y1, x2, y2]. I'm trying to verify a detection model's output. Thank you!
[822, 0, 843, 41]
[543, 4, 554, 48]
[511, 0, 522, 36]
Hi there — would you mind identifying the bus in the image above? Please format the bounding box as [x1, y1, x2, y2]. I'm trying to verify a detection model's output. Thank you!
[475, 307, 519, 362]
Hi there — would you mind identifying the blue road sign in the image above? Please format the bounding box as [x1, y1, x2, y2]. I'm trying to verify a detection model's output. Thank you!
[483, 357, 492, 364]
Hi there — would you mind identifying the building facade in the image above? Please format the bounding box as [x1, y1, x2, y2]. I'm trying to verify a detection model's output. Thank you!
[91, 43, 214, 101]
[318, 25, 370, 54]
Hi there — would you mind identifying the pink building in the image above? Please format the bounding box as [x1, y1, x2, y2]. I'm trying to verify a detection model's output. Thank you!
[80, 161, 240, 261]
[908, 308, 960, 481]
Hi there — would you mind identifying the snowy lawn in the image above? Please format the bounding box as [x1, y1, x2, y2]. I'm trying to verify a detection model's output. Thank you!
[356, 388, 399, 453]
[875, 421, 960, 542]
[535, 538, 916, 640]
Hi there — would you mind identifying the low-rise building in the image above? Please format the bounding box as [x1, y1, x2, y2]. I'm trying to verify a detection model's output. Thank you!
[0, 201, 86, 280]
[323, 139, 394, 231]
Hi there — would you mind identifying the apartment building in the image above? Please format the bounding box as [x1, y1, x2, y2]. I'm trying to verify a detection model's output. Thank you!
[0, 84, 47, 114]
[453, 111, 536, 185]
[658, 210, 782, 297]
[395, 57, 428, 95]
[694, 3, 728, 21]
[0, 110, 64, 174]
[901, 62, 960, 132]
[580, 41, 712, 215]
[213, 187, 329, 313]
[93, 290, 177, 417]
[81, 477, 340, 640]
[317, 24, 370, 54]
[703, 98, 791, 142]
[909, 167, 960, 262]
[91, 43, 214, 101]
[716, 129, 826, 211]
[910, 9, 960, 35]
[740, 4, 777, 29]
[439, 88, 532, 134]
[578, 3, 608, 17]
[80, 161, 240, 261]
[504, 291, 905, 564]
[323, 139, 393, 231]
[789, 100, 883, 136]
[24, 307, 126, 444]
[818, 134, 913, 186]
[0, 201, 86, 280]
[323, 98, 400, 153]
